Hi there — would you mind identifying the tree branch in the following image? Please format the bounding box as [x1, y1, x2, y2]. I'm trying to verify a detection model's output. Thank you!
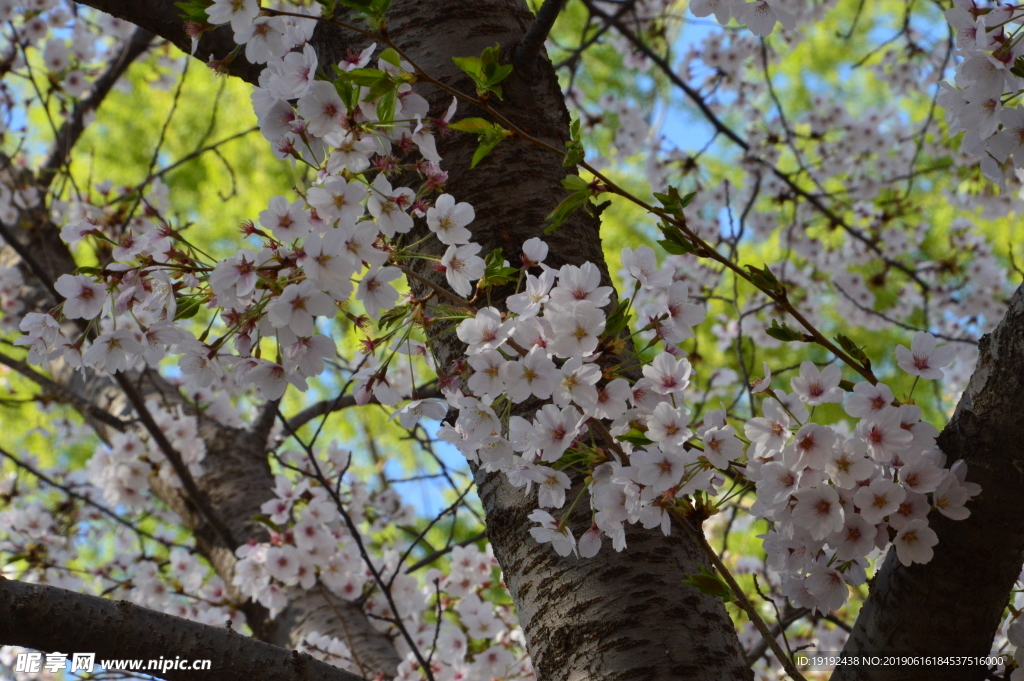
[515, 0, 569, 73]
[73, 0, 263, 84]
[0, 221, 61, 303]
[403, 531, 487, 573]
[581, 0, 932, 295]
[286, 385, 441, 433]
[0, 577, 366, 681]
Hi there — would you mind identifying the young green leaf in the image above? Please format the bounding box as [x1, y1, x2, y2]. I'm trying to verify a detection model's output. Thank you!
[657, 222, 696, 255]
[834, 333, 870, 366]
[544, 190, 590, 233]
[176, 0, 214, 23]
[653, 186, 696, 216]
[471, 124, 512, 168]
[765, 319, 811, 343]
[453, 44, 513, 99]
[375, 88, 398, 125]
[564, 118, 585, 166]
[683, 566, 734, 602]
[618, 429, 654, 447]
[561, 174, 590, 192]
[746, 263, 784, 295]
[449, 118, 495, 134]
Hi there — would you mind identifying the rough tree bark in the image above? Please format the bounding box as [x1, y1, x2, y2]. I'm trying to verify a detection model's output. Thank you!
[834, 283, 1024, 681]
[0, 577, 363, 681]
[0, 1, 757, 680]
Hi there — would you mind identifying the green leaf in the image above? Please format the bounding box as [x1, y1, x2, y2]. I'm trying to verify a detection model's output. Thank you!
[618, 429, 653, 447]
[335, 79, 360, 111]
[656, 221, 695, 255]
[449, 118, 509, 168]
[174, 298, 202, 321]
[176, 0, 214, 23]
[364, 76, 397, 103]
[313, 0, 337, 14]
[745, 263, 784, 295]
[561, 174, 590, 192]
[338, 67, 387, 87]
[378, 303, 411, 331]
[452, 56, 483, 73]
[603, 297, 633, 338]
[335, 0, 392, 27]
[375, 87, 398, 124]
[654, 186, 696, 216]
[470, 125, 510, 168]
[657, 238, 695, 256]
[543, 190, 590, 233]
[834, 333, 870, 366]
[683, 566, 734, 602]
[453, 44, 512, 99]
[484, 248, 505, 269]
[1012, 56, 1024, 79]
[765, 319, 811, 343]
[563, 117, 585, 166]
[478, 248, 519, 288]
[379, 47, 402, 68]
[449, 117, 494, 134]
[564, 140, 585, 167]
[471, 137, 502, 168]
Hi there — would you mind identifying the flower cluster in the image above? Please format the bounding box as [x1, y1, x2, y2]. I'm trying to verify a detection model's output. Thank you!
[940, 0, 1024, 189]
[0, 0, 1016, 678]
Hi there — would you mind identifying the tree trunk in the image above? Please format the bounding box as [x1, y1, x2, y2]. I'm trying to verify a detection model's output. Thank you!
[833, 283, 1024, 681]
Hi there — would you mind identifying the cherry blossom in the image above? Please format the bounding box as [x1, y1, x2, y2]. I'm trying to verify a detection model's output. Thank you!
[896, 332, 957, 381]
[528, 509, 576, 557]
[426, 194, 475, 246]
[54, 274, 106, 319]
[790, 361, 844, 406]
[893, 519, 939, 567]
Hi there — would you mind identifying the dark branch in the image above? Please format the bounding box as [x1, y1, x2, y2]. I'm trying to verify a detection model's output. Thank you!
[515, 0, 569, 73]
[73, 0, 263, 84]
[0, 221, 61, 303]
[581, 0, 932, 293]
[286, 385, 441, 433]
[0, 577, 366, 681]
[403, 531, 488, 573]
